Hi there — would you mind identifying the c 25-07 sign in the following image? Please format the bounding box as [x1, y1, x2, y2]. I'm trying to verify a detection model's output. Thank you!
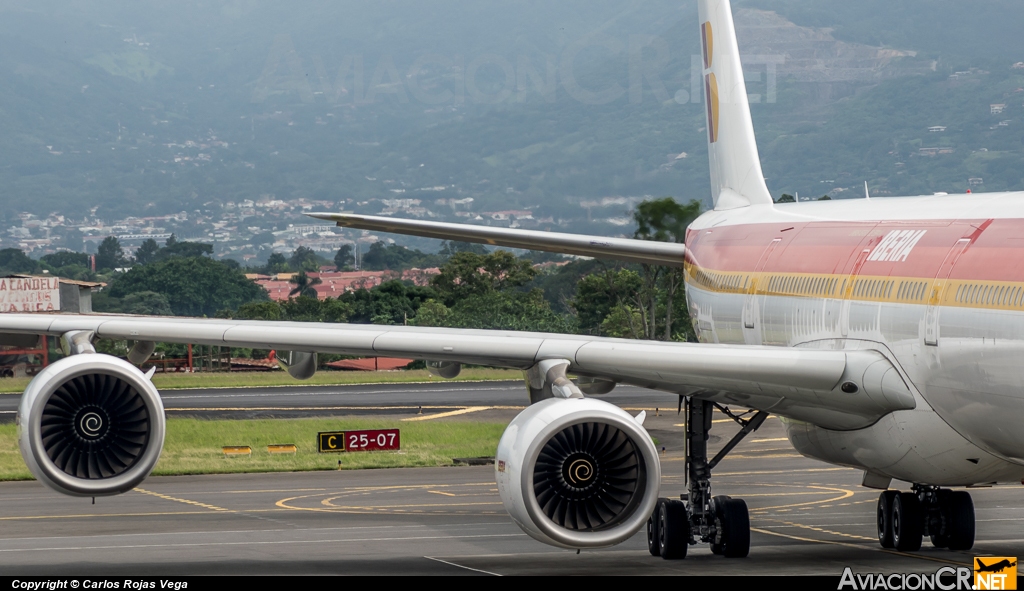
[318, 429, 400, 453]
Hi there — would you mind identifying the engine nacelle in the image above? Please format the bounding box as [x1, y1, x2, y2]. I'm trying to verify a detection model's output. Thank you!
[18, 354, 166, 497]
[495, 398, 660, 549]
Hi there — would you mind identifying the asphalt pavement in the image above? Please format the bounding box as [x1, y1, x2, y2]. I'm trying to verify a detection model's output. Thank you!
[0, 408, 1021, 575]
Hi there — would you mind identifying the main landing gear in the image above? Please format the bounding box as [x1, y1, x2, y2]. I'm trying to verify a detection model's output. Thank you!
[647, 397, 768, 559]
[876, 485, 975, 552]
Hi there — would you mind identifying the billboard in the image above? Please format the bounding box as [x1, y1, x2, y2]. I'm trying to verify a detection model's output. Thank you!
[0, 276, 60, 312]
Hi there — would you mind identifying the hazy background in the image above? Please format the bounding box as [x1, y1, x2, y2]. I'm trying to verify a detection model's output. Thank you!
[4, 0, 1024, 228]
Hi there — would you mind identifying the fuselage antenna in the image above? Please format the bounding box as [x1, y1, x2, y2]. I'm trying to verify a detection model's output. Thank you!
[864, 181, 870, 199]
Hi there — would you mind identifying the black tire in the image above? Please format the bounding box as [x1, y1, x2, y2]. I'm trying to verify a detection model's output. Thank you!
[877, 490, 898, 549]
[892, 492, 923, 552]
[710, 495, 731, 555]
[659, 500, 689, 560]
[945, 491, 975, 551]
[930, 490, 950, 548]
[647, 498, 667, 556]
[719, 498, 751, 558]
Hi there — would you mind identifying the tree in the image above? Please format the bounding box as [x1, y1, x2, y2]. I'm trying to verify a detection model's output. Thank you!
[235, 301, 283, 321]
[109, 256, 267, 317]
[414, 290, 576, 333]
[134, 239, 160, 265]
[265, 253, 288, 274]
[572, 269, 643, 336]
[632, 197, 701, 340]
[40, 251, 88, 269]
[156, 241, 213, 261]
[165, 234, 178, 247]
[430, 250, 536, 305]
[288, 270, 323, 298]
[819, 195, 832, 200]
[339, 280, 436, 325]
[289, 246, 322, 272]
[0, 248, 39, 274]
[334, 244, 353, 270]
[121, 291, 173, 316]
[776, 194, 796, 203]
[95, 236, 125, 271]
[439, 240, 488, 256]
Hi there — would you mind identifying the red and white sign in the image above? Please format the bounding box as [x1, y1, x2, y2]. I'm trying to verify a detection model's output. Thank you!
[0, 277, 60, 312]
[345, 429, 400, 452]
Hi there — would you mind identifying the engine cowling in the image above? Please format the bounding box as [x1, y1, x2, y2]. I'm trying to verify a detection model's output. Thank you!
[18, 354, 166, 497]
[495, 397, 660, 549]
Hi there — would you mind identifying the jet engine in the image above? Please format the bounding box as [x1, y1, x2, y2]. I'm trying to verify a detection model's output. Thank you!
[495, 397, 660, 549]
[18, 354, 165, 497]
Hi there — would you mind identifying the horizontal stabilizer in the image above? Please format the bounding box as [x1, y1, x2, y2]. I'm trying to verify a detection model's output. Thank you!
[308, 212, 686, 267]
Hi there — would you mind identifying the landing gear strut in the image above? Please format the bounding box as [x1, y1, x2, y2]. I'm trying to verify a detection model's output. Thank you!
[647, 397, 767, 559]
[876, 485, 974, 552]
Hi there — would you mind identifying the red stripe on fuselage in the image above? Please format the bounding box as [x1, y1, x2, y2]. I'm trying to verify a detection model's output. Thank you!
[686, 218, 1023, 282]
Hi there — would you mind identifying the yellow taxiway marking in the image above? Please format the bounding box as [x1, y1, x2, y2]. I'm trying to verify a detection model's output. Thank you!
[135, 488, 230, 512]
[167, 405, 525, 412]
[402, 406, 491, 421]
[749, 485, 855, 513]
[0, 533, 527, 554]
[662, 453, 802, 462]
[764, 518, 876, 542]
[0, 510, 223, 521]
[321, 500, 503, 510]
[752, 437, 789, 443]
[219, 488, 327, 494]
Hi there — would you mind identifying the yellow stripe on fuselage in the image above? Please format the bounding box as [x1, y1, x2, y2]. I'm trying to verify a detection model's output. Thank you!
[684, 263, 1024, 312]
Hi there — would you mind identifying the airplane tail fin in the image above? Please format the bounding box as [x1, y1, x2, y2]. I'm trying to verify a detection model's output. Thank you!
[698, 0, 774, 210]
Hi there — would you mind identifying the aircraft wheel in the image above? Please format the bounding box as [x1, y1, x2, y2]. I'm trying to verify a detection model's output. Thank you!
[710, 495, 731, 555]
[647, 498, 667, 556]
[658, 500, 689, 560]
[945, 491, 975, 551]
[892, 492, 923, 552]
[719, 497, 750, 558]
[877, 490, 898, 549]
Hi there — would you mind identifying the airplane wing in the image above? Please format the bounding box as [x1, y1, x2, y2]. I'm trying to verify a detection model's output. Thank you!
[307, 212, 688, 267]
[0, 313, 913, 431]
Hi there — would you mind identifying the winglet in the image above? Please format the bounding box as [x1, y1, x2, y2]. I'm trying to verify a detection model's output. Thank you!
[698, 0, 774, 210]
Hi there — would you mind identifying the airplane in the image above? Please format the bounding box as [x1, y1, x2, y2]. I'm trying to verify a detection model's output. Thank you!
[975, 559, 1017, 574]
[1, 0, 1021, 561]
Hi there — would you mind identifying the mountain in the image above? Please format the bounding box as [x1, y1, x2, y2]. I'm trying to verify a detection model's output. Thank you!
[2, 0, 1024, 228]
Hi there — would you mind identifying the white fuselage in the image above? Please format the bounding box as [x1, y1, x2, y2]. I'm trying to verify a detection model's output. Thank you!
[684, 193, 1024, 486]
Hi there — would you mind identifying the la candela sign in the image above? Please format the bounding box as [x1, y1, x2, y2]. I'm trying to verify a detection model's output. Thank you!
[0, 276, 60, 312]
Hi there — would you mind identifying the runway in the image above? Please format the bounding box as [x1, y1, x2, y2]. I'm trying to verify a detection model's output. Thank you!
[0, 380, 682, 423]
[1, 410, 1022, 575]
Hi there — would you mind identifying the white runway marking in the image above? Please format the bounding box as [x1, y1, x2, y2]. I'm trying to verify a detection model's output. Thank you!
[424, 556, 501, 576]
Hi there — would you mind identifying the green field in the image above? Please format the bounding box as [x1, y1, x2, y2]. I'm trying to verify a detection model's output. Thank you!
[0, 417, 506, 481]
[0, 368, 522, 394]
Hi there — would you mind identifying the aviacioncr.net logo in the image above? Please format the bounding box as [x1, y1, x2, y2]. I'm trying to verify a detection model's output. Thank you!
[838, 567, 973, 591]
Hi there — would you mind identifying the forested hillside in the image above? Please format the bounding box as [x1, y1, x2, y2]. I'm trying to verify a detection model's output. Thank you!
[2, 0, 1024, 224]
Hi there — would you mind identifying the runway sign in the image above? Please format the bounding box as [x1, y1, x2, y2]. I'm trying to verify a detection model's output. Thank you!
[318, 429, 400, 453]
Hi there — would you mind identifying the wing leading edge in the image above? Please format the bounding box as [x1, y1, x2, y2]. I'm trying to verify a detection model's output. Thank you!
[0, 314, 913, 430]
[307, 212, 687, 267]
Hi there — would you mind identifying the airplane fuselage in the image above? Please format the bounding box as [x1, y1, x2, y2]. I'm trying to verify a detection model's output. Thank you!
[684, 192, 1024, 486]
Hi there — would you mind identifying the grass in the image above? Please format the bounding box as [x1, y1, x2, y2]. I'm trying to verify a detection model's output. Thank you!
[0, 417, 506, 481]
[0, 367, 522, 394]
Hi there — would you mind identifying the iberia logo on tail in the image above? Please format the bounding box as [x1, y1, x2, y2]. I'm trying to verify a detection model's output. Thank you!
[974, 557, 1017, 590]
[701, 21, 719, 144]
